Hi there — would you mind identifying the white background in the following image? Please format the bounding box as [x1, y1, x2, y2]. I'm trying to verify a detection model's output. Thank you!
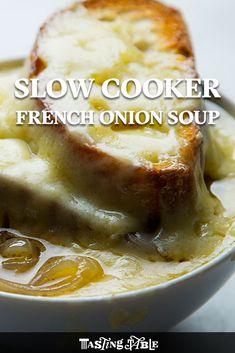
[0, 0, 234, 331]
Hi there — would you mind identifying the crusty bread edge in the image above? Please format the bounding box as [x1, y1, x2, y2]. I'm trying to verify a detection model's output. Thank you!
[30, 0, 203, 229]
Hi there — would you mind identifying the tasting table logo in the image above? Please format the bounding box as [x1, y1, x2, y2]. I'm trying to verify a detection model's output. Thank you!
[79, 335, 159, 351]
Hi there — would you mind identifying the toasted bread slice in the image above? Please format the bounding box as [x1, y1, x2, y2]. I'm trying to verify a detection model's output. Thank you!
[30, 0, 204, 230]
[0, 67, 137, 237]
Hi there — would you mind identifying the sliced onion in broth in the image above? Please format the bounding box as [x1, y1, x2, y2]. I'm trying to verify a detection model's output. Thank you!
[0, 255, 103, 297]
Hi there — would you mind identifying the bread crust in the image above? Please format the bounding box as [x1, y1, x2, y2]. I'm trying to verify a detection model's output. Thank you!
[85, 0, 193, 57]
[30, 0, 203, 230]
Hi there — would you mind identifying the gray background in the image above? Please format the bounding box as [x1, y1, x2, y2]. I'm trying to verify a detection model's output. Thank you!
[0, 0, 234, 331]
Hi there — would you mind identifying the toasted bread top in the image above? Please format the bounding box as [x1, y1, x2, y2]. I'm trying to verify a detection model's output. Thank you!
[84, 0, 193, 57]
[30, 0, 203, 228]
[31, 0, 202, 165]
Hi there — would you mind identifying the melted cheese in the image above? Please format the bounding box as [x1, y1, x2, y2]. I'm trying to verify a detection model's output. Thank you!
[0, 66, 234, 297]
[0, 66, 138, 236]
[37, 6, 201, 165]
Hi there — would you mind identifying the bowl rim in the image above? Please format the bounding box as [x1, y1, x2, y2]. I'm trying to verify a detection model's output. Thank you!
[0, 58, 234, 303]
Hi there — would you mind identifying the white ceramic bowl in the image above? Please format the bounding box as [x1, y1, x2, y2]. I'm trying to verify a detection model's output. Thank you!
[0, 245, 234, 332]
[0, 60, 234, 332]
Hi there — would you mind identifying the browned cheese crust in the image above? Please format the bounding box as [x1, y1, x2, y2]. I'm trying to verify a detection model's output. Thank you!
[30, 0, 203, 231]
